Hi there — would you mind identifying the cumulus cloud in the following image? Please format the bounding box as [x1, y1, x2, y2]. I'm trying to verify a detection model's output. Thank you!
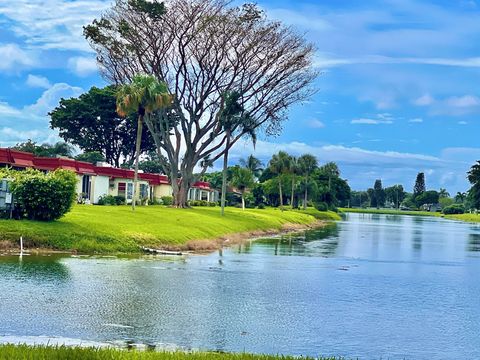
[68, 56, 98, 77]
[26, 74, 51, 89]
[0, 43, 35, 72]
[229, 139, 472, 192]
[413, 94, 435, 106]
[408, 118, 423, 123]
[25, 83, 83, 116]
[306, 119, 325, 128]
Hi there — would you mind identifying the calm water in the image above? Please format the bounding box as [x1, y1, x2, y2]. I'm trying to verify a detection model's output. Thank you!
[1, 213, 480, 359]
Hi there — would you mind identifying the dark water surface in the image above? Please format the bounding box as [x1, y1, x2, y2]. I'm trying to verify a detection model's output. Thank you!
[1, 213, 480, 359]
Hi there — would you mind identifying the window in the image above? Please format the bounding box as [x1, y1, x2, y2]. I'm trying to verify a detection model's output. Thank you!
[118, 182, 126, 198]
[81, 175, 91, 199]
[140, 184, 148, 199]
[127, 183, 133, 200]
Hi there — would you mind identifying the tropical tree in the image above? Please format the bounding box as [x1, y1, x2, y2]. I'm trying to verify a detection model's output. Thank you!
[289, 156, 299, 209]
[75, 151, 106, 164]
[439, 188, 450, 199]
[298, 154, 318, 210]
[268, 151, 292, 210]
[13, 140, 74, 158]
[84, 0, 316, 208]
[218, 92, 257, 216]
[231, 167, 255, 210]
[239, 155, 263, 179]
[467, 161, 480, 209]
[116, 74, 171, 210]
[413, 172, 426, 198]
[50, 86, 156, 167]
[373, 179, 386, 208]
[455, 192, 467, 204]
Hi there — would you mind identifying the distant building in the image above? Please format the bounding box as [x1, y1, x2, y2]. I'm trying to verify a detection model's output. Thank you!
[0, 148, 217, 205]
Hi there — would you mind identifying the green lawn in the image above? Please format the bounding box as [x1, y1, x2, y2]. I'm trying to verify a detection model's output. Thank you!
[0, 206, 338, 253]
[0, 345, 340, 360]
[444, 213, 480, 223]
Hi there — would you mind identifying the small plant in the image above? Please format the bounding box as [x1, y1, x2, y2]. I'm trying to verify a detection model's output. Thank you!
[257, 203, 266, 209]
[314, 202, 328, 212]
[161, 196, 173, 206]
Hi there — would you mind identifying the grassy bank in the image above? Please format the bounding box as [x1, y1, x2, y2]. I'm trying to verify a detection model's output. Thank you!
[0, 345, 341, 360]
[339, 207, 440, 217]
[0, 206, 338, 253]
[444, 213, 480, 223]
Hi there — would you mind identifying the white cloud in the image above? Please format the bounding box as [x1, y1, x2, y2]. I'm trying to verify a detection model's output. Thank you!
[0, 127, 42, 140]
[413, 94, 435, 106]
[458, 121, 468, 125]
[306, 119, 325, 128]
[408, 118, 423, 123]
[446, 95, 480, 107]
[26, 74, 51, 89]
[0, 43, 35, 72]
[351, 118, 393, 125]
[26, 83, 83, 116]
[0, 0, 109, 52]
[68, 56, 98, 77]
[230, 139, 472, 192]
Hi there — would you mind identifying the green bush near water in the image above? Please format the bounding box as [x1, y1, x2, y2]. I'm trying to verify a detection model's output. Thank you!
[442, 204, 465, 215]
[1, 168, 77, 221]
[0, 345, 341, 360]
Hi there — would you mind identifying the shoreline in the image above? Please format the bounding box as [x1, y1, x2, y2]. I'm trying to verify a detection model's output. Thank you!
[0, 219, 330, 256]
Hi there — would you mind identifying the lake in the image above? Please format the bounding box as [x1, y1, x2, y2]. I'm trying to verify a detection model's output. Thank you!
[1, 213, 480, 359]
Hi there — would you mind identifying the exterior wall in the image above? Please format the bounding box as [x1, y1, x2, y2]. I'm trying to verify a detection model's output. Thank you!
[75, 175, 83, 201]
[153, 184, 173, 199]
[108, 178, 151, 203]
[93, 175, 110, 204]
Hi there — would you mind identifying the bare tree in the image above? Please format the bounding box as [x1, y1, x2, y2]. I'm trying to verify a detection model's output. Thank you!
[85, 0, 317, 207]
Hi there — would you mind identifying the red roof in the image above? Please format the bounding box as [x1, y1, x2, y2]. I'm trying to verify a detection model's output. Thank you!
[34, 157, 77, 172]
[0, 147, 212, 188]
[192, 181, 212, 190]
[9, 150, 35, 168]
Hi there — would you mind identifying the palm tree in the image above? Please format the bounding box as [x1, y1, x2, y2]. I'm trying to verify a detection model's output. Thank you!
[116, 74, 171, 210]
[289, 156, 299, 209]
[268, 151, 292, 210]
[298, 154, 318, 210]
[231, 167, 255, 210]
[455, 192, 467, 204]
[219, 91, 256, 216]
[239, 155, 263, 179]
[439, 188, 450, 199]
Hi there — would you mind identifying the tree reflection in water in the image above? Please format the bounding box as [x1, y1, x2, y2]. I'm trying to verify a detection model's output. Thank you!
[0, 255, 70, 282]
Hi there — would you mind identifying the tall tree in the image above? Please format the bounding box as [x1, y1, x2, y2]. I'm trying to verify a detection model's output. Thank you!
[231, 167, 255, 210]
[75, 151, 106, 164]
[218, 92, 256, 216]
[116, 74, 171, 210]
[385, 185, 406, 209]
[13, 140, 73, 158]
[467, 161, 480, 209]
[289, 156, 299, 209]
[439, 188, 450, 199]
[84, 0, 316, 207]
[297, 154, 318, 210]
[269, 151, 292, 210]
[50, 86, 155, 167]
[413, 172, 426, 198]
[373, 179, 385, 208]
[239, 155, 263, 179]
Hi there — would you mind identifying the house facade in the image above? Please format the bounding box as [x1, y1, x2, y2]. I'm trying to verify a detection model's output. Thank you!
[0, 148, 217, 205]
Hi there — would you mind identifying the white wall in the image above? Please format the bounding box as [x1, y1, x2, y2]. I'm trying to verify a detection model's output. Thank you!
[93, 175, 110, 204]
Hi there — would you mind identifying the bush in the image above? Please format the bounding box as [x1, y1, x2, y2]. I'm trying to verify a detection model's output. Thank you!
[8, 169, 77, 221]
[443, 204, 465, 215]
[161, 196, 173, 206]
[208, 201, 216, 207]
[257, 203, 266, 209]
[98, 195, 125, 206]
[114, 196, 126, 205]
[315, 202, 328, 212]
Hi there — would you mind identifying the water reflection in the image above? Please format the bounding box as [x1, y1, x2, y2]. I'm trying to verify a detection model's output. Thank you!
[468, 234, 480, 252]
[0, 255, 70, 281]
[252, 224, 339, 257]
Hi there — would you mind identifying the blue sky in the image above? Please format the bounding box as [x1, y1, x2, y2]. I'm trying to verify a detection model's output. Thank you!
[1, 0, 480, 193]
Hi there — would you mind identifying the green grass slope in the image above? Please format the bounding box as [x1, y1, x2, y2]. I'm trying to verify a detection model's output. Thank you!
[0, 206, 337, 253]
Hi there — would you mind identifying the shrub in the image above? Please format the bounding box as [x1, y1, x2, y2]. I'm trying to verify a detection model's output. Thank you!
[443, 204, 465, 215]
[161, 196, 173, 206]
[114, 196, 126, 205]
[257, 203, 266, 209]
[315, 202, 328, 212]
[208, 201, 216, 207]
[8, 169, 77, 221]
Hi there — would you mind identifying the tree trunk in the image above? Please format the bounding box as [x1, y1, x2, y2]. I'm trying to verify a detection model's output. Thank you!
[220, 132, 230, 216]
[303, 176, 308, 210]
[132, 114, 144, 211]
[279, 178, 284, 211]
[241, 193, 245, 211]
[175, 177, 190, 208]
[291, 174, 295, 209]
